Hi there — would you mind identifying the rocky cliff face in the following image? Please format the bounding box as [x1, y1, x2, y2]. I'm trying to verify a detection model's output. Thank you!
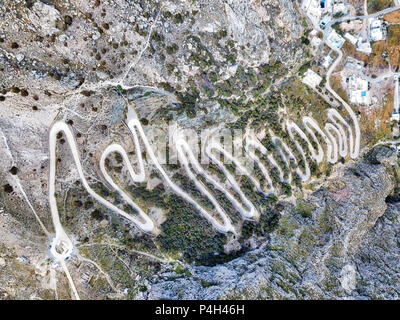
[147, 145, 400, 299]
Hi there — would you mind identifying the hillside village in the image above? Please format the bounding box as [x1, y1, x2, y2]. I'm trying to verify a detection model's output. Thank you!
[301, 0, 400, 134]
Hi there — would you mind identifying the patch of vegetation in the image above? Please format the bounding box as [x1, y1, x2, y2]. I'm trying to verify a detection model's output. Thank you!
[157, 194, 230, 266]
[296, 199, 314, 218]
[200, 279, 217, 288]
[368, 0, 394, 14]
[241, 204, 280, 239]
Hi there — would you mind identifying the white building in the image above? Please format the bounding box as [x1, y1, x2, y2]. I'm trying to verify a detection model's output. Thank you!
[309, 29, 322, 47]
[303, 0, 333, 20]
[333, 2, 348, 15]
[369, 18, 387, 42]
[327, 30, 345, 49]
[348, 75, 370, 105]
[302, 0, 333, 29]
[302, 69, 323, 88]
[322, 55, 333, 69]
[390, 112, 400, 122]
[356, 37, 372, 54]
[345, 57, 364, 71]
[391, 74, 400, 122]
[311, 35, 322, 47]
[344, 32, 357, 46]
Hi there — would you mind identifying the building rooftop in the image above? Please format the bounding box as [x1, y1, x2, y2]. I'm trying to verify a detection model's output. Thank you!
[348, 75, 370, 105]
[356, 37, 372, 55]
[390, 112, 400, 122]
[333, 2, 348, 15]
[302, 69, 323, 88]
[344, 32, 357, 45]
[311, 36, 322, 47]
[369, 18, 386, 42]
[327, 30, 345, 49]
[345, 57, 364, 71]
[322, 55, 333, 69]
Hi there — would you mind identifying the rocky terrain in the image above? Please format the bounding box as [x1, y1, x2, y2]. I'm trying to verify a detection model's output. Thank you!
[1, 0, 400, 300]
[147, 145, 400, 299]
